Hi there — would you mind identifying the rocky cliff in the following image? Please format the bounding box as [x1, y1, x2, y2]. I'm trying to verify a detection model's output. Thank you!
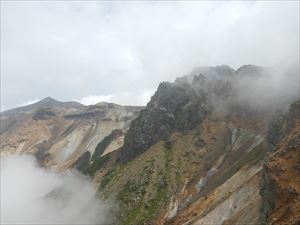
[264, 100, 300, 225]
[89, 65, 299, 225]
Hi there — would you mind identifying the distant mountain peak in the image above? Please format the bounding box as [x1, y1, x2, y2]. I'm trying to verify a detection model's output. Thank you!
[40, 96, 57, 102]
[33, 97, 65, 108]
[1, 97, 84, 115]
[37, 97, 61, 105]
[236, 64, 264, 74]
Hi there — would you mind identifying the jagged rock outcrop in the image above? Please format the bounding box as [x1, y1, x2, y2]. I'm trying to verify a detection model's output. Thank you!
[119, 65, 267, 163]
[267, 100, 300, 151]
[120, 79, 210, 163]
[264, 99, 300, 225]
[94, 65, 299, 225]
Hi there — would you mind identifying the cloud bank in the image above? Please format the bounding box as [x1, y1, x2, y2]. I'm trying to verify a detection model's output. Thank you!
[1, 1, 299, 110]
[74, 89, 155, 106]
[75, 94, 115, 106]
[1, 155, 113, 224]
[233, 65, 300, 112]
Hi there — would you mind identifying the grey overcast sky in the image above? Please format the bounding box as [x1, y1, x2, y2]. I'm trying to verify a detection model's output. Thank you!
[1, 1, 299, 111]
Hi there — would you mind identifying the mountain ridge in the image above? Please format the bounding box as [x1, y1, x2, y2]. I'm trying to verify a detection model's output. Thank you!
[86, 64, 299, 225]
[1, 64, 299, 225]
[0, 96, 143, 169]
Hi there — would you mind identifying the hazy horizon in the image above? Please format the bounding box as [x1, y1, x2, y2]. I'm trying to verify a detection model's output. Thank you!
[1, 1, 299, 110]
[0, 63, 273, 111]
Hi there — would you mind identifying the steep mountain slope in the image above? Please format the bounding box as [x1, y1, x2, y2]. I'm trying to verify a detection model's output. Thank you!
[1, 65, 298, 225]
[0, 98, 143, 169]
[265, 100, 300, 225]
[119, 65, 271, 164]
[86, 65, 299, 225]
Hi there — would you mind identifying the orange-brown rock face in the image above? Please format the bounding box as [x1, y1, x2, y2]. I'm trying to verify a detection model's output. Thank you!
[266, 101, 300, 225]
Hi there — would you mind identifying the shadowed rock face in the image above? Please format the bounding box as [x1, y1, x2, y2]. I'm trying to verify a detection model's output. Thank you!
[33, 108, 56, 120]
[74, 151, 91, 172]
[120, 81, 209, 163]
[92, 129, 124, 161]
[119, 64, 299, 164]
[119, 66, 241, 163]
[264, 100, 300, 225]
[267, 100, 300, 151]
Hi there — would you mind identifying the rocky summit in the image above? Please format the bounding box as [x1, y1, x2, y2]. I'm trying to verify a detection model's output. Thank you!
[1, 65, 299, 225]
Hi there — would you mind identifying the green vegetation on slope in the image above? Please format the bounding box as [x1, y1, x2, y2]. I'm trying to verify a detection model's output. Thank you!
[84, 154, 110, 176]
[98, 122, 264, 225]
[117, 143, 173, 225]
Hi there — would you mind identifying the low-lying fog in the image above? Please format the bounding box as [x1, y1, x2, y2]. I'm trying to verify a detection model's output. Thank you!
[1, 155, 113, 224]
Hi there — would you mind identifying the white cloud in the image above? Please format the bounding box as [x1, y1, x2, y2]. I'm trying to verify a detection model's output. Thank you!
[75, 94, 115, 106]
[0, 155, 113, 224]
[1, 1, 299, 110]
[3, 89, 156, 111]
[75, 89, 155, 106]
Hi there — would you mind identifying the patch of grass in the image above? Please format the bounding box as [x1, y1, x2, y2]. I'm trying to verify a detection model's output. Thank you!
[164, 141, 173, 165]
[119, 180, 145, 204]
[145, 178, 169, 221]
[120, 176, 169, 225]
[122, 203, 144, 225]
[164, 139, 173, 150]
[115, 143, 174, 225]
[119, 178, 149, 224]
[101, 164, 126, 198]
[100, 168, 116, 189]
[84, 154, 110, 177]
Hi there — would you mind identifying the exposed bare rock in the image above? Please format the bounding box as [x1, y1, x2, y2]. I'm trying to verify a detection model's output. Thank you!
[0, 97, 143, 169]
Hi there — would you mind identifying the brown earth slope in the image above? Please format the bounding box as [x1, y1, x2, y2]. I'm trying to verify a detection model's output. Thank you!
[0, 97, 143, 169]
[266, 100, 300, 225]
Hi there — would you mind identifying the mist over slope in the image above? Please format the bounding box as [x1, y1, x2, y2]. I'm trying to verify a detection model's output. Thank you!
[119, 64, 299, 163]
[0, 64, 299, 225]
[81, 64, 299, 225]
[187, 64, 299, 112]
[1, 155, 113, 224]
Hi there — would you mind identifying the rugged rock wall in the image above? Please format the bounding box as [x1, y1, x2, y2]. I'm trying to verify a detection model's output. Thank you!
[94, 66, 299, 225]
[120, 80, 209, 163]
[264, 100, 300, 225]
[119, 65, 281, 164]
